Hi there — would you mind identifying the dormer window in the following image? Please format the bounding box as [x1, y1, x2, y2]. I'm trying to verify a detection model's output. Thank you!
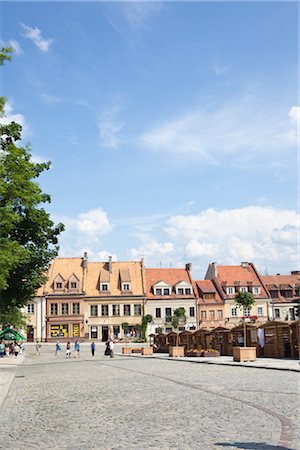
[253, 287, 260, 295]
[175, 281, 192, 295]
[155, 288, 162, 295]
[163, 288, 170, 295]
[154, 281, 171, 296]
[71, 282, 77, 289]
[56, 282, 62, 289]
[185, 288, 191, 295]
[240, 287, 247, 293]
[101, 283, 109, 292]
[122, 283, 130, 291]
[227, 287, 235, 295]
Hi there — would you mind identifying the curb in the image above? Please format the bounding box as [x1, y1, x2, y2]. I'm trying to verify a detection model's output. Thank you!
[117, 353, 300, 373]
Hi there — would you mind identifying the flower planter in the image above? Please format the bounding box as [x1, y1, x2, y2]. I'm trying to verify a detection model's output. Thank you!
[186, 351, 203, 357]
[169, 346, 185, 357]
[233, 346, 257, 362]
[203, 351, 220, 357]
[141, 347, 153, 355]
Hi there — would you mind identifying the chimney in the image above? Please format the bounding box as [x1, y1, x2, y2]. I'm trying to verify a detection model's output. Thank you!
[185, 263, 192, 272]
[82, 252, 88, 293]
[108, 255, 112, 273]
[291, 270, 300, 275]
[212, 262, 218, 278]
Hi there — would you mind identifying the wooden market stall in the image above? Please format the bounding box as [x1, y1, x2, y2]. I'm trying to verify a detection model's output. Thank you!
[192, 328, 210, 350]
[166, 331, 178, 348]
[230, 323, 260, 356]
[209, 326, 232, 356]
[261, 321, 292, 358]
[290, 320, 300, 359]
[179, 330, 194, 352]
[154, 333, 168, 352]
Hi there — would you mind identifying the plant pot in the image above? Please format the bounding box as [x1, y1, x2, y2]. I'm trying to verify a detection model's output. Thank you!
[142, 347, 153, 355]
[186, 350, 203, 357]
[233, 346, 257, 362]
[203, 351, 220, 357]
[169, 346, 185, 357]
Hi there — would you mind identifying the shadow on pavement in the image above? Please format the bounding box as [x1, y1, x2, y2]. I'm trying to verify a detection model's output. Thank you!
[216, 442, 292, 450]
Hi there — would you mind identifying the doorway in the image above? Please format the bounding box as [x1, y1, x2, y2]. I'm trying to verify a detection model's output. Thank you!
[27, 325, 34, 342]
[102, 326, 109, 342]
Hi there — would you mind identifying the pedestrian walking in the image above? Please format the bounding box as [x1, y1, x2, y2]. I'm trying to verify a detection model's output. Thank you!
[66, 341, 71, 359]
[35, 340, 41, 355]
[0, 341, 5, 358]
[74, 340, 80, 358]
[104, 340, 111, 356]
[109, 339, 114, 358]
[13, 342, 20, 358]
[91, 341, 95, 356]
[55, 340, 61, 357]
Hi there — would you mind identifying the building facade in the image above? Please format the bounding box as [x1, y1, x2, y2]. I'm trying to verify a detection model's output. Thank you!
[193, 280, 225, 329]
[145, 265, 198, 335]
[205, 262, 270, 326]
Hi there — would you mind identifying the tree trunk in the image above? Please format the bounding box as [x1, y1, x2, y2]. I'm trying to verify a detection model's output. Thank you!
[243, 318, 247, 347]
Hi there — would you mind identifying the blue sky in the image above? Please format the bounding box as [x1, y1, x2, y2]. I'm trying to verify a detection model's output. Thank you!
[1, 1, 299, 276]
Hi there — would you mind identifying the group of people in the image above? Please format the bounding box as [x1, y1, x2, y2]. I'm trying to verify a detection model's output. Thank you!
[54, 339, 114, 358]
[0, 340, 24, 357]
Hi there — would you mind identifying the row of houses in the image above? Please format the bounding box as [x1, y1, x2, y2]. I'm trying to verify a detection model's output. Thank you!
[24, 253, 300, 342]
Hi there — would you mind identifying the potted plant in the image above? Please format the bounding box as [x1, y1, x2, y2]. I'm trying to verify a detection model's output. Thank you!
[233, 291, 257, 362]
[203, 348, 220, 357]
[141, 314, 153, 355]
[169, 307, 186, 357]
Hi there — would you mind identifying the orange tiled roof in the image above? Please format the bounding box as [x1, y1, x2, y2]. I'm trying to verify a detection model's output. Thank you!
[262, 274, 300, 304]
[145, 268, 194, 298]
[193, 280, 223, 305]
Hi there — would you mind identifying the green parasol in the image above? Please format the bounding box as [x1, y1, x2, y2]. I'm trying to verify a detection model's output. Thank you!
[0, 327, 26, 341]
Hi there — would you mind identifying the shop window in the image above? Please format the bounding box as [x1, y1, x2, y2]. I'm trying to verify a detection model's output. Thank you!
[91, 326, 98, 339]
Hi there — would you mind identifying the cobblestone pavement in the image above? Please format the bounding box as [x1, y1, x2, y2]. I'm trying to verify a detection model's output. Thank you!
[0, 344, 299, 450]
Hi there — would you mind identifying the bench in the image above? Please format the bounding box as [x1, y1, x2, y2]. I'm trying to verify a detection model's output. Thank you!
[122, 347, 142, 354]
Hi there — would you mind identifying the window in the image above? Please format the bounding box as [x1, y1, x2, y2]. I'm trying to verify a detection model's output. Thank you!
[155, 327, 163, 334]
[165, 327, 173, 333]
[201, 311, 207, 320]
[253, 287, 260, 294]
[155, 308, 161, 318]
[27, 303, 34, 314]
[257, 307, 263, 317]
[185, 288, 192, 295]
[231, 307, 237, 317]
[163, 288, 170, 295]
[134, 304, 142, 316]
[101, 283, 108, 291]
[209, 310, 215, 319]
[189, 307, 195, 317]
[123, 283, 130, 291]
[244, 307, 251, 317]
[90, 305, 98, 317]
[112, 305, 120, 316]
[101, 305, 109, 316]
[289, 308, 295, 321]
[50, 303, 58, 315]
[165, 307, 172, 322]
[61, 303, 69, 315]
[227, 287, 235, 295]
[274, 308, 280, 319]
[113, 325, 120, 338]
[178, 288, 184, 295]
[72, 303, 80, 315]
[56, 282, 62, 289]
[217, 310, 223, 319]
[240, 287, 247, 293]
[70, 282, 77, 289]
[155, 288, 162, 295]
[123, 304, 131, 316]
[91, 326, 98, 339]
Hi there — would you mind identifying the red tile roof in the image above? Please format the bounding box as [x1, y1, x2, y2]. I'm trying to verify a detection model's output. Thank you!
[193, 280, 223, 305]
[145, 268, 194, 298]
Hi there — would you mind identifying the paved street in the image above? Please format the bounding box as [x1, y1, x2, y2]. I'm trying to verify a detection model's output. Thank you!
[0, 344, 299, 450]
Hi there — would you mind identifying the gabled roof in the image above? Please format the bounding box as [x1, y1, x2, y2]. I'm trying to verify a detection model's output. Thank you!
[193, 280, 223, 305]
[262, 274, 300, 303]
[145, 268, 194, 298]
[41, 258, 84, 295]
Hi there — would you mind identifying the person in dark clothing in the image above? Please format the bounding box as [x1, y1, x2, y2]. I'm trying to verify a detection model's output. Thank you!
[91, 341, 96, 356]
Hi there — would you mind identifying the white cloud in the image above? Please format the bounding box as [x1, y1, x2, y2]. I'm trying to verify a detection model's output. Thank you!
[9, 40, 23, 56]
[0, 101, 28, 137]
[165, 206, 299, 272]
[20, 23, 53, 53]
[139, 97, 298, 167]
[121, 2, 164, 29]
[76, 208, 114, 236]
[129, 233, 174, 260]
[97, 100, 124, 149]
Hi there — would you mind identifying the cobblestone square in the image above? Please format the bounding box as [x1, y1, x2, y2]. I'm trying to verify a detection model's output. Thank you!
[0, 344, 299, 450]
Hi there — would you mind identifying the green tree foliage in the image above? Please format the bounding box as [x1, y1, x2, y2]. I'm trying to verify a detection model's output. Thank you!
[0, 48, 64, 326]
[235, 291, 256, 347]
[171, 307, 186, 346]
[0, 305, 27, 330]
[141, 314, 153, 341]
